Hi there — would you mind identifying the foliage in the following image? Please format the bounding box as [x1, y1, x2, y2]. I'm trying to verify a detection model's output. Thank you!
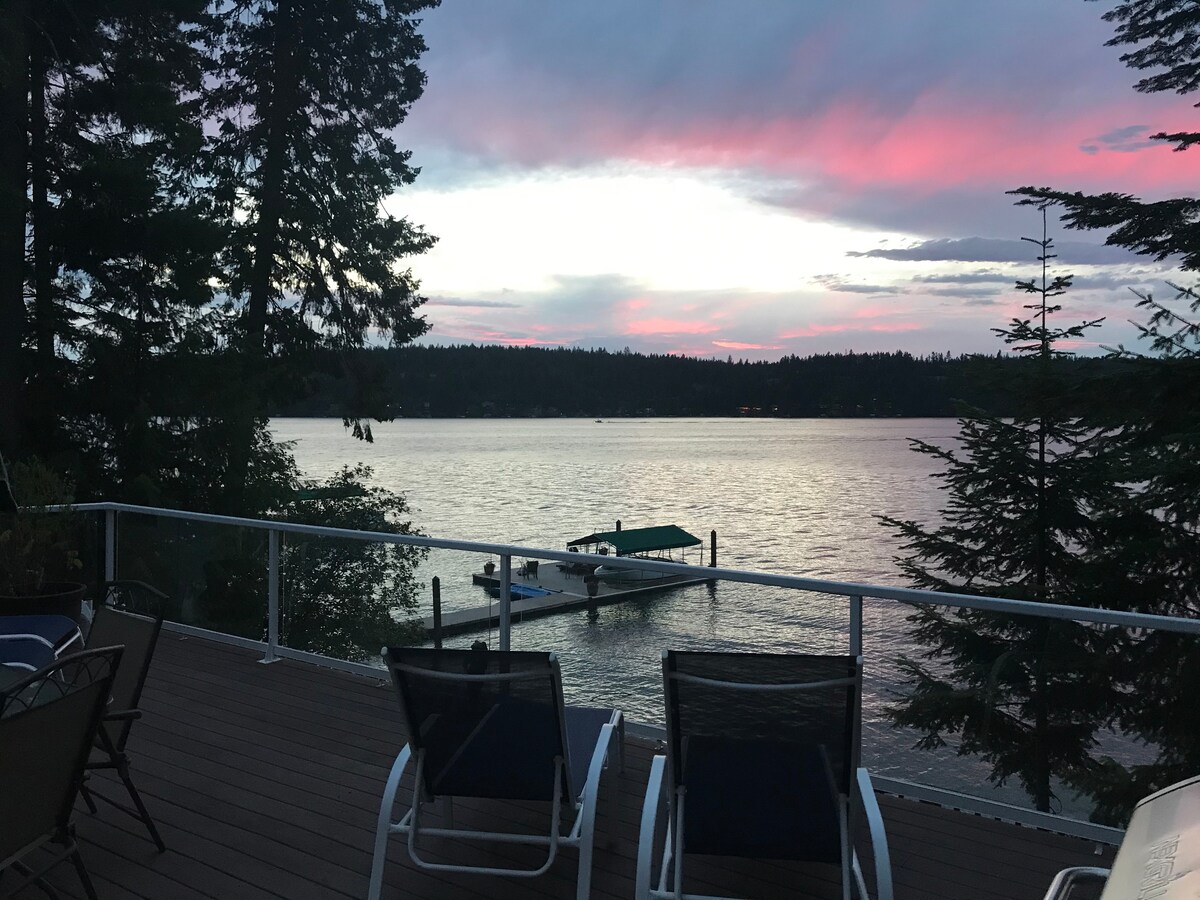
[275, 344, 1127, 419]
[0, 458, 83, 594]
[279, 465, 427, 662]
[202, 0, 437, 503]
[1007, 0, 1200, 821]
[0, 1, 438, 660]
[882, 214, 1116, 812]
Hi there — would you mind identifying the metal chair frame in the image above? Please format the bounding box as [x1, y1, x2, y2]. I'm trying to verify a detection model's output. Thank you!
[0, 646, 123, 900]
[78, 580, 167, 853]
[368, 648, 624, 900]
[635, 652, 894, 900]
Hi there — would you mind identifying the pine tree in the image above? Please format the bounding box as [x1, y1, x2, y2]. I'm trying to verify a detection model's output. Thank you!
[1007, 0, 1200, 822]
[202, 0, 438, 511]
[882, 211, 1115, 813]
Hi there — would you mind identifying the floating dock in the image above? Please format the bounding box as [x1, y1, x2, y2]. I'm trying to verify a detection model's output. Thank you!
[422, 562, 713, 638]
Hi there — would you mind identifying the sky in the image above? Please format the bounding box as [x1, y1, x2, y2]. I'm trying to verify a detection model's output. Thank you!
[386, 0, 1200, 360]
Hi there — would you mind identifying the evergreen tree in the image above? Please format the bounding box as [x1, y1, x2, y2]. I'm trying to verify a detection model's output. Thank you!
[881, 212, 1115, 813]
[202, 0, 438, 511]
[1008, 0, 1200, 821]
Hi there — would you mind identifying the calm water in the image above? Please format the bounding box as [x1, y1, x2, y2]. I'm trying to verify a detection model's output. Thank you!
[273, 417, 1062, 805]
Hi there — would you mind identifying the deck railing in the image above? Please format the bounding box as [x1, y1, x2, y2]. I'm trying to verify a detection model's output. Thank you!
[53, 500, 1200, 844]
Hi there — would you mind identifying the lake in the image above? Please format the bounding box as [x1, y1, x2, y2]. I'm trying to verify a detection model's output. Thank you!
[273, 416, 1054, 805]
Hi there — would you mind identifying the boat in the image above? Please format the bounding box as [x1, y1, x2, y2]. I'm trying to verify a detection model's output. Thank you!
[485, 583, 553, 601]
[566, 524, 703, 583]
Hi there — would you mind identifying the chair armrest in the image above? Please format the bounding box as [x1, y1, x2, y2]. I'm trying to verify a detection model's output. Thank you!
[1041, 866, 1110, 900]
[636, 754, 668, 900]
[0, 633, 54, 648]
[856, 768, 894, 900]
[103, 708, 143, 722]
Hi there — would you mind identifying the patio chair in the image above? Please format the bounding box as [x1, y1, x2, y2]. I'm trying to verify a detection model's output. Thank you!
[635, 651, 893, 900]
[0, 634, 56, 672]
[368, 647, 624, 900]
[0, 645, 123, 900]
[0, 614, 82, 654]
[79, 580, 167, 852]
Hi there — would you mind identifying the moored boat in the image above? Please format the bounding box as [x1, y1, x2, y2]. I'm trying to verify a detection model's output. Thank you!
[566, 524, 704, 583]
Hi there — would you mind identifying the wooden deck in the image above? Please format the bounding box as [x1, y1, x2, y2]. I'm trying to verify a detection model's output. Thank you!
[13, 633, 1115, 899]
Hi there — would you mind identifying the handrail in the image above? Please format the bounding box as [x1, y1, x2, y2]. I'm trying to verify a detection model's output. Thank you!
[56, 499, 1196, 844]
[57, 500, 1200, 634]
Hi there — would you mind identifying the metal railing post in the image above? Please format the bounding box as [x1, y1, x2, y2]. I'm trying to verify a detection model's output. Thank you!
[499, 553, 512, 650]
[850, 594, 863, 656]
[104, 508, 116, 582]
[260, 528, 280, 664]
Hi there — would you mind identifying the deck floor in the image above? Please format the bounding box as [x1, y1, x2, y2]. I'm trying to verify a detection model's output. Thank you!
[12, 633, 1114, 899]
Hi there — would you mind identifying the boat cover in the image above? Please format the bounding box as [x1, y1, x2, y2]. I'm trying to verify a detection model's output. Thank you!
[567, 525, 701, 555]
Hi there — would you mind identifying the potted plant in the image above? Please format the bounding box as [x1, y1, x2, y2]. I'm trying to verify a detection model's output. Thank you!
[0, 456, 87, 619]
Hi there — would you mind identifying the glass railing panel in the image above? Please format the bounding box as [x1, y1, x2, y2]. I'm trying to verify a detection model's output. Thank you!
[115, 511, 268, 640]
[868, 601, 1172, 826]
[275, 530, 431, 665]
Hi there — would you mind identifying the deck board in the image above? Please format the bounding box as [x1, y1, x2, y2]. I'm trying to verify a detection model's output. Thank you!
[11, 632, 1116, 899]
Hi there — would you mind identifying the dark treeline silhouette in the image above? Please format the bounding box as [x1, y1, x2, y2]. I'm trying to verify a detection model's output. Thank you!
[276, 344, 1117, 419]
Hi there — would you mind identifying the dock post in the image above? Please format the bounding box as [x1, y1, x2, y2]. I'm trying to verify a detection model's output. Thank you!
[710, 530, 717, 567]
[585, 575, 599, 619]
[499, 554, 512, 651]
[431, 576, 442, 650]
[615, 519, 621, 531]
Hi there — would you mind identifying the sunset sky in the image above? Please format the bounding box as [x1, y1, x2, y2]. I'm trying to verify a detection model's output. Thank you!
[388, 1, 1200, 359]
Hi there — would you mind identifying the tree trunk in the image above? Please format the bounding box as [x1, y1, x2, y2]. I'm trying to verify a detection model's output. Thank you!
[27, 32, 57, 459]
[0, 4, 28, 459]
[226, 0, 299, 512]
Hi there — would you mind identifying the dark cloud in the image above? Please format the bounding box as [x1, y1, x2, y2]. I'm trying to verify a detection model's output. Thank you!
[847, 237, 1141, 265]
[426, 296, 521, 309]
[913, 271, 1012, 286]
[924, 286, 1004, 301]
[814, 274, 907, 294]
[1080, 125, 1157, 155]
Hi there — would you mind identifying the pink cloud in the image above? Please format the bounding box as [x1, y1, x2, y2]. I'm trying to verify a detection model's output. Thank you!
[624, 317, 722, 336]
[780, 320, 924, 339]
[712, 340, 784, 351]
[622, 97, 1199, 195]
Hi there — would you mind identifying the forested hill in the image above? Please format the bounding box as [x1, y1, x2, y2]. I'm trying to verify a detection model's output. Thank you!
[277, 345, 1116, 419]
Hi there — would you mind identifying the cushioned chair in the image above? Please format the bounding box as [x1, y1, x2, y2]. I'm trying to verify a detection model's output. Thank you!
[368, 647, 623, 900]
[0, 634, 56, 672]
[79, 580, 167, 852]
[636, 651, 893, 900]
[0, 646, 123, 900]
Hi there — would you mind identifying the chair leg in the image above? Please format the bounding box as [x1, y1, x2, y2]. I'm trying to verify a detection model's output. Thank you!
[369, 745, 412, 900]
[68, 847, 99, 900]
[117, 763, 167, 853]
[9, 860, 61, 900]
[79, 781, 98, 815]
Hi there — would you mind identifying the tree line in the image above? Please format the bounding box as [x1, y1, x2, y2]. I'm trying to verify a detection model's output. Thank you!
[276, 344, 1121, 419]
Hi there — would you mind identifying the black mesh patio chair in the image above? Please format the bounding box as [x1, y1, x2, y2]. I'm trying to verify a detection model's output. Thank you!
[368, 647, 624, 900]
[635, 651, 893, 900]
[79, 580, 167, 852]
[0, 646, 123, 900]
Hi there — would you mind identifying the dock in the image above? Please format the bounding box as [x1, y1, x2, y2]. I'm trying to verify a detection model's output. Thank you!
[422, 562, 713, 637]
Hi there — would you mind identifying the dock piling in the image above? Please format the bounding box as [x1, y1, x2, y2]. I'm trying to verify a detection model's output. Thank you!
[431, 576, 442, 649]
[710, 530, 717, 567]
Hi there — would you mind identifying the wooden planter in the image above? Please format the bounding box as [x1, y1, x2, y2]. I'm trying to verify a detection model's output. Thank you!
[0, 581, 87, 621]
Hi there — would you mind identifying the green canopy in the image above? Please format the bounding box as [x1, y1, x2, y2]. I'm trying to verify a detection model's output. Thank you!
[567, 525, 701, 555]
